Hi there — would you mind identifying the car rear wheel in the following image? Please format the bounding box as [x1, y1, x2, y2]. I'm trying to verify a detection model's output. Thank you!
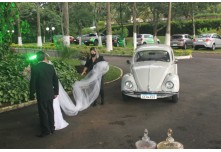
[194, 46, 198, 50]
[94, 40, 98, 46]
[183, 43, 187, 50]
[172, 94, 179, 103]
[211, 44, 215, 51]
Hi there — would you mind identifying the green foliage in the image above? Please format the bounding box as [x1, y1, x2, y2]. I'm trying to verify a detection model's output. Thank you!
[195, 13, 221, 19]
[0, 53, 81, 105]
[0, 2, 17, 59]
[97, 21, 105, 33]
[103, 65, 121, 82]
[82, 28, 94, 35]
[197, 28, 217, 34]
[174, 49, 192, 56]
[112, 27, 129, 38]
[111, 19, 221, 37]
[0, 53, 29, 105]
[51, 58, 81, 91]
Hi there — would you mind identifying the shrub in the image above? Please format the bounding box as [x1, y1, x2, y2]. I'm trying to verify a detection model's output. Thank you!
[0, 53, 81, 105]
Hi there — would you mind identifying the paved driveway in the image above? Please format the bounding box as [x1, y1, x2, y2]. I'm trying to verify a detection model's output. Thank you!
[0, 53, 221, 149]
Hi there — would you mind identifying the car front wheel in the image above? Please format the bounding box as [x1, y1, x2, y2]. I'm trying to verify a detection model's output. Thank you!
[211, 44, 215, 51]
[172, 94, 179, 103]
[122, 93, 129, 101]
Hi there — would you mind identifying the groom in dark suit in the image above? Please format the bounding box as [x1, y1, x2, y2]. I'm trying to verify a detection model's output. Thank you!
[30, 51, 59, 137]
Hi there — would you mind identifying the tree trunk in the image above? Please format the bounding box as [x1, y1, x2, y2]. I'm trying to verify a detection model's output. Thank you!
[133, 2, 137, 51]
[106, 2, 112, 52]
[17, 14, 22, 46]
[192, 4, 196, 38]
[164, 2, 172, 46]
[36, 3, 42, 47]
[63, 2, 70, 47]
[59, 3, 64, 36]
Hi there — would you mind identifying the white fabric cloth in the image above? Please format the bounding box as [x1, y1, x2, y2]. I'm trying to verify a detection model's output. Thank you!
[53, 96, 69, 130]
[59, 61, 109, 116]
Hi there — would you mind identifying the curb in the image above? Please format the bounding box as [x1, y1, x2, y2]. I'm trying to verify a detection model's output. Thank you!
[175, 55, 192, 60]
[0, 100, 37, 114]
[104, 65, 123, 84]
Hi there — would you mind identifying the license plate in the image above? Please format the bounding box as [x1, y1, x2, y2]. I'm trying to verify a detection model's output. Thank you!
[172, 44, 177, 46]
[198, 39, 203, 42]
[141, 94, 157, 99]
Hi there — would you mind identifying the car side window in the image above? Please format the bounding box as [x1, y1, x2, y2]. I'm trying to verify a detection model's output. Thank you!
[212, 34, 218, 38]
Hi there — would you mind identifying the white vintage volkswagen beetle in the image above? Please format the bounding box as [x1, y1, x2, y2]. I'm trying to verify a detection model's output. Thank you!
[121, 44, 179, 102]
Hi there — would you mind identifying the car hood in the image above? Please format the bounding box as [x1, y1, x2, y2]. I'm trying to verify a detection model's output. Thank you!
[132, 61, 170, 92]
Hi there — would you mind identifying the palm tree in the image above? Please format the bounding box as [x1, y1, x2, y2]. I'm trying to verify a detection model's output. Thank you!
[106, 2, 112, 51]
[164, 2, 172, 46]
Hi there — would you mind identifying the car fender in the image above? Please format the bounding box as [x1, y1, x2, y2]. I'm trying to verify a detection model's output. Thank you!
[121, 73, 138, 91]
[162, 73, 179, 92]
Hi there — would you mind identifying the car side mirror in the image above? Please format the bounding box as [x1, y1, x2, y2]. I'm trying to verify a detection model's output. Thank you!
[127, 60, 131, 64]
[174, 59, 178, 64]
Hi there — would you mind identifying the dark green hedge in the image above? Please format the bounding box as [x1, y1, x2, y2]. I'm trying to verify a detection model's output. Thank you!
[112, 19, 221, 36]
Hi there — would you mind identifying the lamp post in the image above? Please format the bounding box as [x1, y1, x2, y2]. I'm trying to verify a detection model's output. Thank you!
[7, 30, 14, 43]
[46, 27, 55, 43]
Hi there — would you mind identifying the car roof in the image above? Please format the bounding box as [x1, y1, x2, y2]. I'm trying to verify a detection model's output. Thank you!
[172, 34, 189, 36]
[138, 34, 153, 35]
[136, 44, 173, 53]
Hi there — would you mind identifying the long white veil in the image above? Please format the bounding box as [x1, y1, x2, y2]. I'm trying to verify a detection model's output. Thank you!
[58, 61, 109, 116]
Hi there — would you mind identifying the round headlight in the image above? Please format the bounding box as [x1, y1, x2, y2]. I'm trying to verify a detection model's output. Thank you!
[165, 81, 174, 89]
[125, 81, 133, 89]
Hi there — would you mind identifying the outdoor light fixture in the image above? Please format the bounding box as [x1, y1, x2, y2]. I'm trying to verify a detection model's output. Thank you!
[29, 54, 37, 61]
[46, 27, 55, 42]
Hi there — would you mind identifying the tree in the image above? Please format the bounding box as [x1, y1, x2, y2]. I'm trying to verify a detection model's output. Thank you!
[35, 2, 42, 47]
[69, 3, 94, 45]
[106, 2, 112, 51]
[0, 2, 17, 58]
[63, 2, 70, 47]
[15, 3, 23, 46]
[94, 2, 106, 46]
[133, 2, 137, 51]
[164, 2, 172, 46]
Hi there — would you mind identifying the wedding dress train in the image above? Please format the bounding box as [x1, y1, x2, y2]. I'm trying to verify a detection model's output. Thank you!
[58, 61, 109, 116]
[30, 60, 109, 129]
[53, 95, 69, 130]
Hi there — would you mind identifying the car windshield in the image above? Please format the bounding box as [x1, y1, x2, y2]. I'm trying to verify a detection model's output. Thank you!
[135, 50, 170, 62]
[89, 34, 96, 36]
[172, 35, 182, 39]
[198, 34, 212, 38]
[137, 34, 142, 38]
